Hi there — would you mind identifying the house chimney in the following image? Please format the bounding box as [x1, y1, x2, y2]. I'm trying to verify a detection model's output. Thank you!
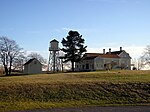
[120, 47, 122, 51]
[103, 49, 105, 54]
[109, 48, 111, 54]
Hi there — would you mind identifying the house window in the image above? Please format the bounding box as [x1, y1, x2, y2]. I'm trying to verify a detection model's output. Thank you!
[82, 65, 85, 69]
[86, 64, 89, 69]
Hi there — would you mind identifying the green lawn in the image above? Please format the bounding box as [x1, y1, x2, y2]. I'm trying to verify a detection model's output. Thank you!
[0, 70, 150, 112]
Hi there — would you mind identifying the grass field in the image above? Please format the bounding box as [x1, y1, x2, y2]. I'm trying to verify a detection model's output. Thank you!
[0, 70, 150, 112]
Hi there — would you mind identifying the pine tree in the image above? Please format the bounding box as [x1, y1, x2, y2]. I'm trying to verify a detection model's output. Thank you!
[61, 30, 87, 71]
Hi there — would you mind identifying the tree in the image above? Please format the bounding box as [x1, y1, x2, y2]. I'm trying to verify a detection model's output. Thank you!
[12, 53, 26, 72]
[132, 58, 145, 70]
[0, 36, 23, 75]
[27, 52, 46, 64]
[137, 57, 145, 70]
[61, 30, 87, 71]
[141, 45, 150, 68]
[27, 52, 47, 70]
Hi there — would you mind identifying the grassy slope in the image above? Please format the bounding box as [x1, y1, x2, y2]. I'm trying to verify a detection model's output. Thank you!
[0, 70, 150, 112]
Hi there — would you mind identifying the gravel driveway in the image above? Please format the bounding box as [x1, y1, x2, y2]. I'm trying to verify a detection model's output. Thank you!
[11, 106, 150, 112]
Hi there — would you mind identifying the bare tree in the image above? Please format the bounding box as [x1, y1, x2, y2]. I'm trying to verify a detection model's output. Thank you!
[0, 36, 23, 75]
[137, 57, 145, 70]
[12, 54, 26, 72]
[132, 58, 145, 70]
[27, 52, 47, 71]
[141, 45, 150, 68]
[27, 52, 46, 64]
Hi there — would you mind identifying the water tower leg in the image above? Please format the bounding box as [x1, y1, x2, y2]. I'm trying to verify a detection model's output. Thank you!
[53, 51, 56, 72]
[47, 52, 51, 72]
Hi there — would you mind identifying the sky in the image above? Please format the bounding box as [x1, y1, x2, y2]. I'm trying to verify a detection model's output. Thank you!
[0, 0, 150, 60]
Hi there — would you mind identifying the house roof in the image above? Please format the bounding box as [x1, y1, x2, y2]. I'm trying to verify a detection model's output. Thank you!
[82, 53, 120, 60]
[83, 56, 98, 60]
[84, 53, 101, 57]
[106, 50, 124, 55]
[82, 53, 101, 60]
[80, 48, 131, 61]
[98, 54, 120, 58]
[24, 58, 41, 65]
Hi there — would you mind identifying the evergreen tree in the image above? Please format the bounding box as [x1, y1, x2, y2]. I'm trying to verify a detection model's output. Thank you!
[61, 30, 87, 71]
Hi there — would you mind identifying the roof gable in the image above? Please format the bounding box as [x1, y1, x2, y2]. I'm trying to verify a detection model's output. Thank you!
[105, 50, 131, 59]
[119, 51, 131, 59]
[24, 58, 42, 65]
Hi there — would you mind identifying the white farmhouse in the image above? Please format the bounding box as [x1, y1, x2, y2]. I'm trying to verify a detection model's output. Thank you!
[75, 47, 131, 71]
[24, 58, 42, 74]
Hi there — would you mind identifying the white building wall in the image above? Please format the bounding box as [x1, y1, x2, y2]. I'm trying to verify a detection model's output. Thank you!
[94, 57, 104, 70]
[24, 64, 28, 74]
[95, 57, 120, 70]
[119, 51, 131, 70]
[75, 59, 94, 71]
[119, 58, 131, 70]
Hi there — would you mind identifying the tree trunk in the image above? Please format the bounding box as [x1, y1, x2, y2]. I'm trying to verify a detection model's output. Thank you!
[8, 60, 12, 75]
[4, 66, 9, 76]
[8, 66, 11, 75]
[71, 61, 74, 72]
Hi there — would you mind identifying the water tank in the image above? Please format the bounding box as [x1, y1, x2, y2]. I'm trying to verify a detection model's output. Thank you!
[49, 39, 59, 51]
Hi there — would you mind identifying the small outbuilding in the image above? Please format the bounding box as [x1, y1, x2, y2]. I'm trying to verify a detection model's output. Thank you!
[24, 58, 42, 74]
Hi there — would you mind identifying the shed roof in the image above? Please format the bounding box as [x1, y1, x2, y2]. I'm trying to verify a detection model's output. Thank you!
[24, 58, 41, 65]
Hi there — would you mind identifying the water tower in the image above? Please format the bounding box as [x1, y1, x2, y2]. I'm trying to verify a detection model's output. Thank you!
[47, 39, 61, 72]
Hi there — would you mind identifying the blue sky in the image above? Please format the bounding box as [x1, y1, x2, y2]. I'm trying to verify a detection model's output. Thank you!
[0, 0, 150, 59]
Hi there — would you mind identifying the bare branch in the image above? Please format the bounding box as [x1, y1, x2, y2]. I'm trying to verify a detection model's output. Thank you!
[0, 36, 23, 75]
